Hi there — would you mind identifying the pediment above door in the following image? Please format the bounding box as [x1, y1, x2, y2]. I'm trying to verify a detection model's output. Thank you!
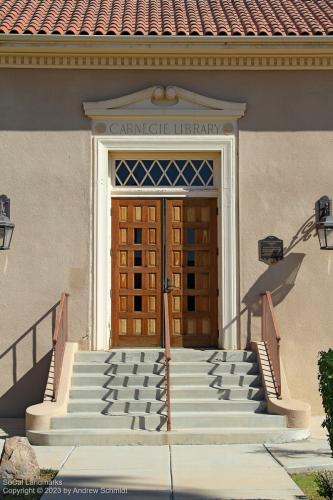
[83, 86, 246, 120]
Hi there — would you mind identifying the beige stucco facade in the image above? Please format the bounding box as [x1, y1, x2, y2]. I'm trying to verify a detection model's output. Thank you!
[0, 68, 332, 416]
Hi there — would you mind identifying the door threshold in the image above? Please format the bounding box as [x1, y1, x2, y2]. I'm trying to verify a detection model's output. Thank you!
[108, 346, 220, 350]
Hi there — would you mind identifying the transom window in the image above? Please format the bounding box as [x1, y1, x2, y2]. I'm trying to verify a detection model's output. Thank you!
[115, 159, 214, 187]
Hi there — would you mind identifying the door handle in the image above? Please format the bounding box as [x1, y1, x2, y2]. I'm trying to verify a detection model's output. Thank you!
[164, 276, 173, 293]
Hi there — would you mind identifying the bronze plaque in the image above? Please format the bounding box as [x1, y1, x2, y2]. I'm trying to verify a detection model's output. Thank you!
[259, 236, 283, 264]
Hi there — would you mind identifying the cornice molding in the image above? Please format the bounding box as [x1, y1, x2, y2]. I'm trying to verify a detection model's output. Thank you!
[0, 35, 333, 70]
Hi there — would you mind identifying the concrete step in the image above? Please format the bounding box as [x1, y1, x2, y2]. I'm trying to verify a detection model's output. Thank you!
[51, 412, 286, 430]
[68, 399, 267, 413]
[74, 349, 257, 364]
[171, 362, 260, 375]
[75, 349, 165, 363]
[68, 399, 166, 413]
[171, 349, 257, 363]
[71, 373, 262, 387]
[171, 386, 265, 400]
[27, 427, 310, 446]
[71, 374, 165, 387]
[69, 386, 265, 401]
[70, 387, 166, 400]
[52, 413, 166, 430]
[169, 411, 284, 429]
[72, 362, 165, 375]
[72, 361, 259, 375]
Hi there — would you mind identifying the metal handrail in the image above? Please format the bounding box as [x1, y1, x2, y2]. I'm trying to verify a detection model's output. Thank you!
[53, 292, 69, 400]
[261, 291, 282, 399]
[163, 292, 172, 431]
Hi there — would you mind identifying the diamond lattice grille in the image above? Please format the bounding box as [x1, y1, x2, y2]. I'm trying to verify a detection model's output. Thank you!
[115, 159, 214, 187]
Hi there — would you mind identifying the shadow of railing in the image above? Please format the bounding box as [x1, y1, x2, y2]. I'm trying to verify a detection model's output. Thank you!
[0, 300, 59, 384]
[0, 298, 62, 417]
[225, 214, 317, 348]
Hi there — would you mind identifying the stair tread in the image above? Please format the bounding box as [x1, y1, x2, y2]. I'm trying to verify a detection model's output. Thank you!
[31, 427, 291, 434]
[78, 349, 253, 353]
[72, 374, 259, 377]
[73, 361, 257, 366]
[72, 373, 165, 378]
[70, 385, 262, 389]
[74, 362, 165, 366]
[69, 398, 264, 403]
[72, 374, 259, 378]
[171, 361, 257, 365]
[56, 411, 279, 418]
[171, 387, 263, 391]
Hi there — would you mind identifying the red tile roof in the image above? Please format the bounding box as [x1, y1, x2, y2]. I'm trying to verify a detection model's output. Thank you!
[0, 0, 332, 36]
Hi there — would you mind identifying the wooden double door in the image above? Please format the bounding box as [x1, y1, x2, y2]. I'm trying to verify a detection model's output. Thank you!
[111, 198, 218, 347]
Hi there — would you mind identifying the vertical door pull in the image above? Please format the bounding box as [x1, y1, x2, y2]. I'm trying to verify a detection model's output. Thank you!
[164, 276, 173, 293]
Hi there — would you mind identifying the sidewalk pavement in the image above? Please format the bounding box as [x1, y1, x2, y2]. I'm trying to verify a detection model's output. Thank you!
[0, 417, 332, 499]
[265, 416, 333, 474]
[42, 444, 305, 500]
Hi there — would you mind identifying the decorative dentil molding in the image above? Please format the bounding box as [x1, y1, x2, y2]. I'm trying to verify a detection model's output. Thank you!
[0, 53, 333, 70]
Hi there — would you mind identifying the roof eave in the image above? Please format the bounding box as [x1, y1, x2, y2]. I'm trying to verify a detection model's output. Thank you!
[0, 33, 333, 50]
[0, 34, 332, 69]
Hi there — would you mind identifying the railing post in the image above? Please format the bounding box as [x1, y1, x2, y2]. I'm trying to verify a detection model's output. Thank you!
[163, 292, 171, 432]
[260, 291, 282, 399]
[53, 292, 69, 401]
[261, 293, 265, 342]
[276, 337, 281, 398]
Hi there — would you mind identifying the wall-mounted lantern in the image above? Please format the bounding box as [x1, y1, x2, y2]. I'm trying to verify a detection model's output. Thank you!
[316, 196, 333, 250]
[0, 195, 15, 250]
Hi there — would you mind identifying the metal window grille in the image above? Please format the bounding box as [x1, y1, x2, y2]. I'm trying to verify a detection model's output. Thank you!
[115, 159, 214, 187]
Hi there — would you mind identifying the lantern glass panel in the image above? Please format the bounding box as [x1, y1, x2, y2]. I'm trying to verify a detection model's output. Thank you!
[0, 225, 14, 250]
[318, 226, 333, 249]
[0, 227, 5, 248]
[325, 228, 333, 249]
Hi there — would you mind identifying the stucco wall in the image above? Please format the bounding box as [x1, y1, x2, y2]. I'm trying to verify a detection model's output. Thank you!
[0, 68, 332, 416]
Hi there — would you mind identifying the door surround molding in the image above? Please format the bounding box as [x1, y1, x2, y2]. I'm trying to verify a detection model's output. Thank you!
[85, 86, 246, 350]
[93, 135, 239, 350]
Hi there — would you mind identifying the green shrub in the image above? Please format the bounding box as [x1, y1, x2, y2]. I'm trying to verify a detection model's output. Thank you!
[314, 470, 333, 499]
[291, 472, 324, 499]
[318, 349, 333, 456]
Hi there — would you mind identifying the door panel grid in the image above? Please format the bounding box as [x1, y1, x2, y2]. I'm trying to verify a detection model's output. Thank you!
[112, 199, 162, 346]
[166, 199, 218, 347]
[111, 198, 218, 347]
